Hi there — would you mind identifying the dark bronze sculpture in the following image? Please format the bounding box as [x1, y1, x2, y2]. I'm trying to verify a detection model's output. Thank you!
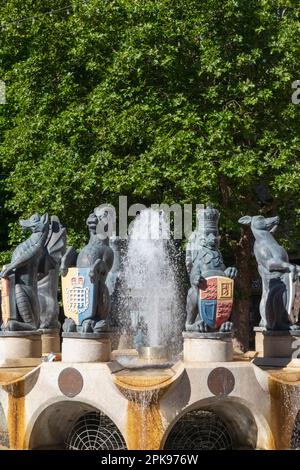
[239, 214, 300, 330]
[61, 207, 114, 333]
[185, 206, 237, 332]
[0, 213, 49, 331]
[37, 216, 67, 330]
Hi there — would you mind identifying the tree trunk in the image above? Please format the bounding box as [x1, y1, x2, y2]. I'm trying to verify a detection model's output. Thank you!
[231, 227, 253, 352]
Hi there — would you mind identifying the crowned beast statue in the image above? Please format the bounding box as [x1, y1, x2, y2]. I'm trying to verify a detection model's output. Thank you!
[185, 206, 237, 333]
[61, 206, 114, 333]
[239, 214, 300, 330]
[0, 213, 50, 331]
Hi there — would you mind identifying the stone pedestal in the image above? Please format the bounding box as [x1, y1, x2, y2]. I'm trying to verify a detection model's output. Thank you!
[0, 331, 42, 366]
[254, 327, 300, 358]
[183, 331, 233, 362]
[62, 332, 111, 363]
[39, 329, 61, 355]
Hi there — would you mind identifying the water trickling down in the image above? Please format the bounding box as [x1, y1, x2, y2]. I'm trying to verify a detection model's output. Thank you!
[122, 209, 184, 358]
[114, 368, 175, 450]
[268, 371, 300, 449]
[126, 388, 162, 450]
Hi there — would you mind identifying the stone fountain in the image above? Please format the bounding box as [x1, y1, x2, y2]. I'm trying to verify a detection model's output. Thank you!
[1, 206, 300, 450]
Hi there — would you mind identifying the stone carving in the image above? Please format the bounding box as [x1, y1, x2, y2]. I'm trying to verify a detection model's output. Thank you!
[185, 206, 237, 332]
[239, 214, 300, 330]
[37, 216, 67, 330]
[0, 213, 49, 331]
[61, 207, 114, 333]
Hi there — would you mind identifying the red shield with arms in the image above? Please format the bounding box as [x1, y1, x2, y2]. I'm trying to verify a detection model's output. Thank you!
[198, 276, 234, 329]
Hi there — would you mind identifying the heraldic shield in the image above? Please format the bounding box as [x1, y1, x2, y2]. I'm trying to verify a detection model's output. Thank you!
[198, 276, 234, 329]
[62, 268, 96, 325]
[0, 274, 17, 327]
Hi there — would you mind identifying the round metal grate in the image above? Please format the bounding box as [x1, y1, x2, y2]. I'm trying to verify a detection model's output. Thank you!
[65, 411, 127, 450]
[164, 410, 233, 450]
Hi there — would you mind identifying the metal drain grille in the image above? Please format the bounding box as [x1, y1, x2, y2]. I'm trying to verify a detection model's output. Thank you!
[65, 411, 127, 450]
[164, 410, 233, 450]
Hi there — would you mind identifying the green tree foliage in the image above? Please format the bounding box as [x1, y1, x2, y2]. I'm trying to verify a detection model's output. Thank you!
[1, 0, 300, 345]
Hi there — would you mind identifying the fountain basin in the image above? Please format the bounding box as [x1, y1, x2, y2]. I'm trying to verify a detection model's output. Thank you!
[114, 367, 174, 394]
[111, 361, 184, 450]
[112, 360, 184, 396]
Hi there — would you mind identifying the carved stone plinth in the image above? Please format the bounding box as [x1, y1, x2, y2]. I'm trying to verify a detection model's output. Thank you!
[254, 327, 300, 358]
[62, 332, 111, 363]
[0, 331, 42, 366]
[39, 329, 61, 355]
[183, 331, 233, 362]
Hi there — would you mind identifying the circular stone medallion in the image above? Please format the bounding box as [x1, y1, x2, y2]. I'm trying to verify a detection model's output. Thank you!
[207, 367, 235, 396]
[58, 367, 83, 398]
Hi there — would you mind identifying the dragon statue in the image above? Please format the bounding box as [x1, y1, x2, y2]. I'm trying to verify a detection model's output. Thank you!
[0, 213, 49, 331]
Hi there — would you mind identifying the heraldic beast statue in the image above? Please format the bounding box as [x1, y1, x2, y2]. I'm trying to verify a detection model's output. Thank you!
[185, 206, 237, 333]
[61, 206, 114, 333]
[239, 214, 300, 331]
[0, 213, 50, 331]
